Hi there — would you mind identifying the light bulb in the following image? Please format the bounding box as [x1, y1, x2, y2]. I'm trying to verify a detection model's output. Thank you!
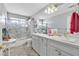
[47, 10, 51, 14]
[44, 9, 48, 13]
[51, 9, 54, 13]
[48, 7, 51, 12]
[54, 8, 57, 11]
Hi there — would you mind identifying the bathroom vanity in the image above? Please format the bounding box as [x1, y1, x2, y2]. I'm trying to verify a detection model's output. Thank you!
[32, 33, 79, 56]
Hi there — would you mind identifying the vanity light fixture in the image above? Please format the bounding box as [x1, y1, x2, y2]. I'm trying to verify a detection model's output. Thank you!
[44, 4, 58, 14]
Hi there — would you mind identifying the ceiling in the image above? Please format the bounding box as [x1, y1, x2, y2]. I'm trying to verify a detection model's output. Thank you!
[4, 3, 49, 16]
[4, 3, 75, 20]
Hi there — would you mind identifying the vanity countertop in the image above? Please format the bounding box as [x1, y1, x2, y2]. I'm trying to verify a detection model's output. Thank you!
[32, 33, 79, 48]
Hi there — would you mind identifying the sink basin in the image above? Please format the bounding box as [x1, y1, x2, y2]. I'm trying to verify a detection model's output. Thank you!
[52, 34, 78, 43]
[64, 34, 78, 42]
[3, 39, 16, 48]
[3, 39, 16, 44]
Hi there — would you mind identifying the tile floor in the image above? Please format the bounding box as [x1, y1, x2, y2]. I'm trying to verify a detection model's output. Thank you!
[3, 43, 39, 56]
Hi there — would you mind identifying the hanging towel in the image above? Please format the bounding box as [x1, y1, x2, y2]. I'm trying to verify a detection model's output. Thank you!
[75, 12, 79, 33]
[78, 14, 79, 32]
[70, 12, 79, 34]
[70, 12, 76, 34]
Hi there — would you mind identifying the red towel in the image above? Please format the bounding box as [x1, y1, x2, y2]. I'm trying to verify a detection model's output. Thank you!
[70, 12, 76, 34]
[70, 12, 79, 34]
[75, 12, 79, 32]
[78, 14, 79, 32]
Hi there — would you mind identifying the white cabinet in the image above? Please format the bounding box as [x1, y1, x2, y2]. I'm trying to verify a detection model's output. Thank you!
[32, 35, 37, 51]
[40, 37, 47, 56]
[36, 36, 42, 55]
[0, 26, 2, 43]
[32, 35, 39, 53]
[32, 35, 42, 55]
[47, 38, 79, 56]
[32, 35, 35, 50]
[47, 39, 70, 56]
[32, 35, 47, 56]
[47, 43, 58, 56]
[32, 33, 79, 56]
[32, 34, 70, 56]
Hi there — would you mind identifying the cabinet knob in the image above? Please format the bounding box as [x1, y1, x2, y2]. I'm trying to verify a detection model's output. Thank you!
[58, 52, 62, 55]
[56, 49, 62, 55]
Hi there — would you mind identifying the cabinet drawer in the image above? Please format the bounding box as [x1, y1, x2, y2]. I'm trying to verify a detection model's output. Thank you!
[47, 43, 58, 56]
[47, 43, 70, 56]
[55, 47, 70, 56]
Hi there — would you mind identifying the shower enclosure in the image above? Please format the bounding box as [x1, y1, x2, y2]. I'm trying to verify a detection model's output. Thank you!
[5, 12, 31, 40]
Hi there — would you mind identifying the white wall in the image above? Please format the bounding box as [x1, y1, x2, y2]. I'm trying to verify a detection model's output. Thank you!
[0, 3, 3, 16]
[0, 3, 3, 43]
[0, 24, 2, 43]
[0, 3, 7, 43]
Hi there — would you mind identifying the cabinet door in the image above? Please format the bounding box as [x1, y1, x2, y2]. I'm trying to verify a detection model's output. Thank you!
[32, 35, 41, 54]
[47, 43, 58, 56]
[32, 35, 36, 49]
[37, 36, 42, 55]
[32, 36, 47, 56]
[41, 38, 47, 56]
[34, 36, 47, 56]
[32, 35, 38, 52]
